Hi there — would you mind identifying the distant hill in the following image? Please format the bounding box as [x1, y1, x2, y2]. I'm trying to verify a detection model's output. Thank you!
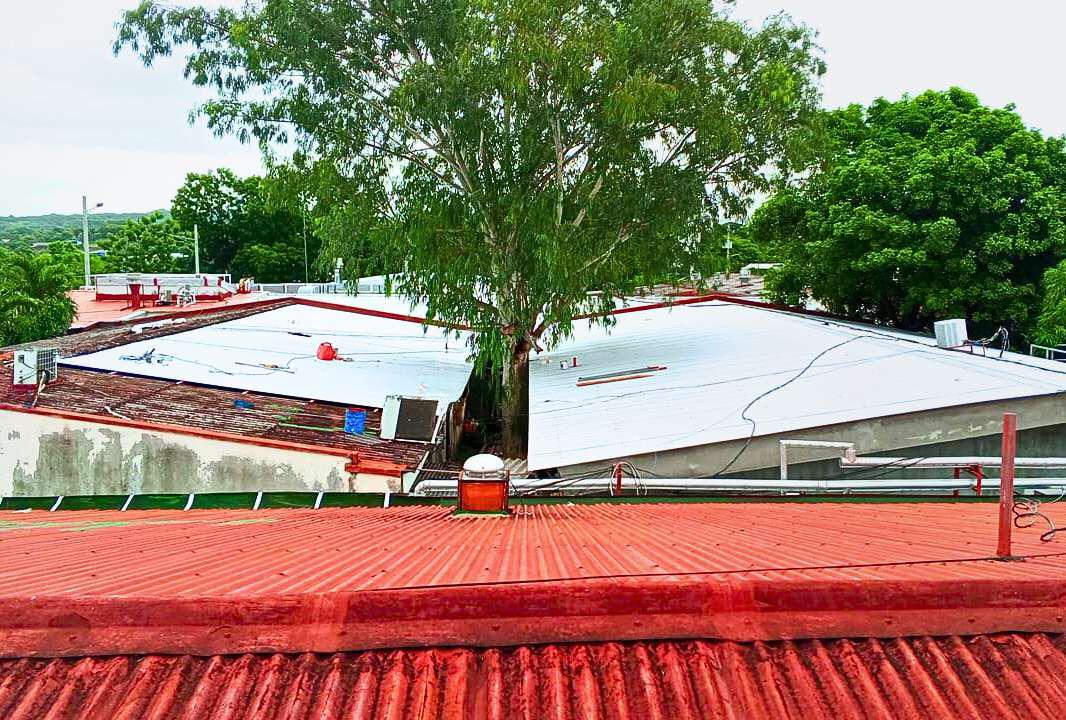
[0, 211, 166, 249]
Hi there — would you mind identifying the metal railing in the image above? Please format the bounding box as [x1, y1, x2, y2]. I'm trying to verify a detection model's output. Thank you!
[1030, 343, 1066, 361]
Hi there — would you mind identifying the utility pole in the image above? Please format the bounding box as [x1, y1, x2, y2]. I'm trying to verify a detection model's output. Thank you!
[302, 206, 309, 284]
[81, 196, 102, 289]
[193, 224, 200, 275]
[723, 228, 733, 275]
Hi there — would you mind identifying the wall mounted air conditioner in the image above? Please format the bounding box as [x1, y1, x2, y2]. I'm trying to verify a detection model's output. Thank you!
[13, 348, 59, 387]
[381, 395, 440, 442]
[934, 319, 968, 349]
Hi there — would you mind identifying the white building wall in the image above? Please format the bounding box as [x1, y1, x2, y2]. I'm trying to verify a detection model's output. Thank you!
[0, 410, 398, 497]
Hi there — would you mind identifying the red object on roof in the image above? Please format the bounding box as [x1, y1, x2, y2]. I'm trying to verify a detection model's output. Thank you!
[1, 502, 1066, 658]
[317, 341, 339, 360]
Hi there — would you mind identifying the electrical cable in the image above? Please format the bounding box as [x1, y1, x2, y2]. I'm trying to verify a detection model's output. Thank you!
[709, 336, 876, 478]
[1014, 488, 1066, 543]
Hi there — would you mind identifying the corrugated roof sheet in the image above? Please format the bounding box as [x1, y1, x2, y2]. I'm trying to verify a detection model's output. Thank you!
[62, 303, 474, 409]
[9, 297, 295, 356]
[529, 299, 1066, 470]
[3, 634, 1065, 719]
[2, 502, 1066, 657]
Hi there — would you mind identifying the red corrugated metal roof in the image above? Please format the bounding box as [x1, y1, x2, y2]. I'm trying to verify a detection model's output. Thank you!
[2, 634, 1065, 719]
[2, 502, 1066, 657]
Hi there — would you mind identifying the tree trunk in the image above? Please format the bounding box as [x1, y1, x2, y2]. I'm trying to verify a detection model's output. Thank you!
[501, 339, 531, 459]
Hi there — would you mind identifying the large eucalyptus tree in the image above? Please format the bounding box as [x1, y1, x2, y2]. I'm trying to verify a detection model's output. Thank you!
[116, 0, 824, 454]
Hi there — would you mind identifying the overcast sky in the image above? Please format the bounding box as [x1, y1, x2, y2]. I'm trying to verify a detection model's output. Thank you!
[1, 0, 1062, 216]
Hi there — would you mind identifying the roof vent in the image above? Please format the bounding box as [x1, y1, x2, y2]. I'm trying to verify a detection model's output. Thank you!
[934, 319, 968, 349]
[12, 348, 59, 388]
[458, 454, 509, 514]
[381, 395, 440, 442]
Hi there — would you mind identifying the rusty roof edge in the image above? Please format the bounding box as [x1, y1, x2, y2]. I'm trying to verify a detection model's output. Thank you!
[2, 571, 1065, 658]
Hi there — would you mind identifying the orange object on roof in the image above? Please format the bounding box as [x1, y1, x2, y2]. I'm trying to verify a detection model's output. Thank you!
[316, 341, 339, 360]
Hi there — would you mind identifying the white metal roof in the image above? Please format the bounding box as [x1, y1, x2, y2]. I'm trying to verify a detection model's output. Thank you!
[527, 300, 1066, 471]
[62, 304, 474, 409]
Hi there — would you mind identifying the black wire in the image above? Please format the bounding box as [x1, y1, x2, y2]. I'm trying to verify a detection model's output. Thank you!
[710, 336, 875, 478]
[1014, 490, 1066, 542]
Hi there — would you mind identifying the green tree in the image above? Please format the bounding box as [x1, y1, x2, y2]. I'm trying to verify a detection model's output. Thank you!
[753, 88, 1066, 341]
[116, 0, 825, 453]
[100, 212, 193, 274]
[1036, 260, 1066, 346]
[0, 249, 78, 346]
[170, 168, 312, 281]
[39, 240, 108, 280]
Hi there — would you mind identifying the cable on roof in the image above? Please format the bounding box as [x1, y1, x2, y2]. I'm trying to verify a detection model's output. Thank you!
[1014, 491, 1066, 542]
[710, 336, 879, 478]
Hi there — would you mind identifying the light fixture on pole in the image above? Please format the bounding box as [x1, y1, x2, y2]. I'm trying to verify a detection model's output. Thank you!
[82, 196, 104, 289]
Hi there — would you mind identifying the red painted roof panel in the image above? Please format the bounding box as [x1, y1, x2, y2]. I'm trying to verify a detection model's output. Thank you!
[1, 502, 1066, 657]
[2, 635, 1066, 719]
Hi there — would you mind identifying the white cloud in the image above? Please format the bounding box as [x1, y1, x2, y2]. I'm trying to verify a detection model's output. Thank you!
[1, 0, 1063, 215]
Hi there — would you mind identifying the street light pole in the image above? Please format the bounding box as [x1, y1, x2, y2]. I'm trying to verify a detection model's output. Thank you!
[81, 196, 102, 289]
[81, 196, 91, 289]
[193, 224, 200, 275]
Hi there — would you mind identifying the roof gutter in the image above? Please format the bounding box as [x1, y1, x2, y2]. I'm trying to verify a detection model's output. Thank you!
[0, 402, 409, 478]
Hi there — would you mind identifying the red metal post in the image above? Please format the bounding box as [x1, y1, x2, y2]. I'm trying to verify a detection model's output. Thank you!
[613, 464, 623, 496]
[997, 413, 1018, 558]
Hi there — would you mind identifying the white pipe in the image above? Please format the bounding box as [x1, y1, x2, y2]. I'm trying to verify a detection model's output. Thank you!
[414, 476, 1066, 496]
[780, 440, 856, 480]
[842, 456, 1066, 469]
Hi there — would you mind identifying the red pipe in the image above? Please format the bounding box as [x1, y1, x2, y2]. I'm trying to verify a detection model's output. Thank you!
[997, 413, 1018, 558]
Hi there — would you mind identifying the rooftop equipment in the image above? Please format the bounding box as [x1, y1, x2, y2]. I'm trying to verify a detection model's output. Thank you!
[934, 318, 968, 349]
[457, 453, 509, 513]
[12, 348, 59, 388]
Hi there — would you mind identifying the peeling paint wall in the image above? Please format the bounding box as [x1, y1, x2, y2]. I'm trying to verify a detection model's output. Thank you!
[0, 411, 395, 497]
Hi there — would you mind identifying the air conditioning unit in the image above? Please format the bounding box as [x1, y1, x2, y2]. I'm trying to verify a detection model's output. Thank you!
[381, 395, 440, 442]
[13, 348, 59, 387]
[934, 319, 969, 349]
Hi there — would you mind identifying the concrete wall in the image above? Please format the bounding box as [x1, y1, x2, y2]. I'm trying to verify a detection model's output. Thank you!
[560, 395, 1066, 479]
[0, 410, 399, 497]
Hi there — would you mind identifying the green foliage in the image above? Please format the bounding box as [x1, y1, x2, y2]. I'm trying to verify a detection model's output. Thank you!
[0, 213, 156, 252]
[100, 212, 193, 273]
[695, 222, 765, 277]
[0, 248, 78, 346]
[41, 240, 109, 279]
[170, 168, 315, 282]
[116, 0, 825, 450]
[753, 88, 1066, 340]
[1036, 260, 1066, 346]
